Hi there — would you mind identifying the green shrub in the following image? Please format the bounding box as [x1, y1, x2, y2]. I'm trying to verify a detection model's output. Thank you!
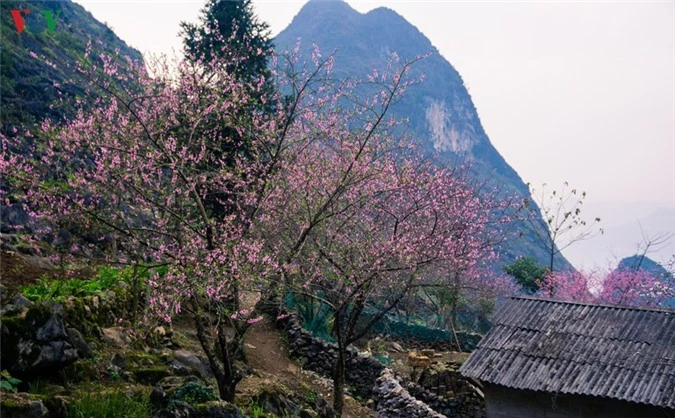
[173, 381, 218, 404]
[0, 370, 21, 393]
[68, 389, 150, 418]
[246, 400, 268, 418]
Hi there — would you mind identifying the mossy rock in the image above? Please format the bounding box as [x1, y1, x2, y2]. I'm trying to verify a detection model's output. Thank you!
[126, 351, 163, 367]
[0, 392, 48, 417]
[60, 358, 102, 382]
[192, 401, 244, 418]
[133, 366, 171, 384]
[1, 303, 77, 376]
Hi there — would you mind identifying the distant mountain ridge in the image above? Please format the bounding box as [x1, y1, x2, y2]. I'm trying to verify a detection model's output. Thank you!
[274, 0, 570, 269]
[617, 255, 673, 279]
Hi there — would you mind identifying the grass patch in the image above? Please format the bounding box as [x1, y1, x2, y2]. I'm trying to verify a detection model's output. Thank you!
[68, 388, 150, 418]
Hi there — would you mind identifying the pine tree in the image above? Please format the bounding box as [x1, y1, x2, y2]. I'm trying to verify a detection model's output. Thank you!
[180, 0, 273, 84]
[180, 0, 275, 220]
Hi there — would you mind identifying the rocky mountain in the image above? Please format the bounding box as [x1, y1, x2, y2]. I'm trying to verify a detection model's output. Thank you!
[274, 0, 570, 269]
[0, 0, 142, 135]
[617, 255, 673, 279]
[1, 0, 143, 232]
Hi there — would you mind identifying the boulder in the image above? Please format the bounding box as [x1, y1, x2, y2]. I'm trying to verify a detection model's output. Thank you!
[0, 393, 49, 418]
[1, 304, 80, 374]
[66, 327, 93, 358]
[192, 401, 244, 418]
[173, 349, 211, 379]
[36, 313, 68, 342]
[101, 327, 130, 347]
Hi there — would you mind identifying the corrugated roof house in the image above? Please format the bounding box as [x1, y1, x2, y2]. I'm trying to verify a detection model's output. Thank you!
[460, 297, 675, 418]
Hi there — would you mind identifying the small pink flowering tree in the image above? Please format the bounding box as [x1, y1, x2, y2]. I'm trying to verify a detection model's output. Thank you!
[266, 103, 516, 413]
[539, 268, 672, 308]
[599, 269, 673, 307]
[539, 270, 598, 303]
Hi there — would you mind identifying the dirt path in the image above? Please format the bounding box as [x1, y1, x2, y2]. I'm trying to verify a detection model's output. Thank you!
[242, 319, 377, 418]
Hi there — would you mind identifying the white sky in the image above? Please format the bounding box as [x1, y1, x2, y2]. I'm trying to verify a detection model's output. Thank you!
[76, 0, 675, 270]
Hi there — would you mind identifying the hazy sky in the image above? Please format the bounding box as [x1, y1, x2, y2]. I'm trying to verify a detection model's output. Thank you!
[76, 0, 675, 269]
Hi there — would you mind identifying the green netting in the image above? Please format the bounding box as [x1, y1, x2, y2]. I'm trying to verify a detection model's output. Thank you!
[284, 292, 335, 343]
[283, 291, 484, 351]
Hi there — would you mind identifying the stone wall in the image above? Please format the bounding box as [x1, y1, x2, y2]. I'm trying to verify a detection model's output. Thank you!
[373, 370, 445, 418]
[0, 285, 133, 378]
[275, 313, 386, 399]
[275, 312, 486, 418]
[410, 363, 486, 418]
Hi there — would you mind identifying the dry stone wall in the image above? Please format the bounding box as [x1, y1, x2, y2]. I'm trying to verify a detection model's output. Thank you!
[274, 312, 486, 418]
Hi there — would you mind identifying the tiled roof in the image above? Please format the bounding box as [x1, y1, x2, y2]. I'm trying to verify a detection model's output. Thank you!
[459, 296, 675, 408]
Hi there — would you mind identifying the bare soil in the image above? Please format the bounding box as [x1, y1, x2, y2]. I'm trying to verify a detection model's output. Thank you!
[241, 319, 377, 418]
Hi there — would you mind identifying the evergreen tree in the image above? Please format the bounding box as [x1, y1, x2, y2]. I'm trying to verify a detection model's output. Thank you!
[180, 0, 273, 84]
[180, 0, 275, 220]
[504, 256, 549, 295]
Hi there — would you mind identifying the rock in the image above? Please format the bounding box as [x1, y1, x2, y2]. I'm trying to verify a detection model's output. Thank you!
[66, 327, 92, 358]
[134, 366, 171, 384]
[157, 375, 199, 390]
[173, 349, 211, 379]
[2, 303, 83, 374]
[110, 353, 127, 369]
[64, 296, 77, 310]
[299, 408, 318, 418]
[32, 341, 79, 370]
[41, 301, 64, 315]
[36, 314, 68, 342]
[153, 326, 167, 337]
[0, 283, 10, 304]
[373, 369, 445, 418]
[46, 395, 71, 418]
[0, 394, 49, 418]
[91, 295, 100, 310]
[150, 386, 169, 410]
[389, 342, 405, 352]
[0, 292, 34, 316]
[12, 293, 35, 309]
[192, 401, 244, 418]
[408, 351, 432, 368]
[156, 400, 194, 418]
[101, 327, 129, 347]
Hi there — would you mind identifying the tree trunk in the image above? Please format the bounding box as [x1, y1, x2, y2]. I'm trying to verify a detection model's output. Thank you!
[130, 263, 139, 325]
[332, 342, 346, 417]
[217, 379, 236, 403]
[192, 305, 242, 403]
[550, 244, 555, 272]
